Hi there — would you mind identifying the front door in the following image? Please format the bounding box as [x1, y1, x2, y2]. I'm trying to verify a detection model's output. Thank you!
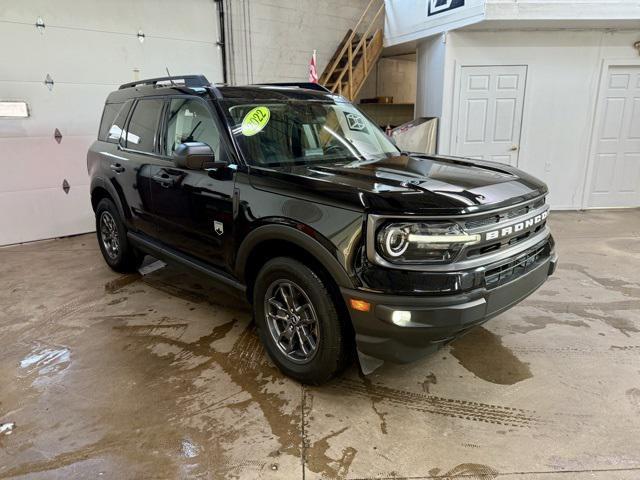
[454, 65, 527, 166]
[587, 65, 640, 208]
[148, 96, 236, 271]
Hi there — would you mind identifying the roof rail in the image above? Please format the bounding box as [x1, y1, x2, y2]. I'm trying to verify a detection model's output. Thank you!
[119, 75, 210, 90]
[256, 82, 331, 93]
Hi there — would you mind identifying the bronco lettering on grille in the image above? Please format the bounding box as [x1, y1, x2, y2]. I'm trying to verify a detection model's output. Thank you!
[485, 210, 548, 241]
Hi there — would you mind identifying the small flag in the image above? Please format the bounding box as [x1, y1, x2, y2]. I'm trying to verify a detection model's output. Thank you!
[309, 50, 318, 83]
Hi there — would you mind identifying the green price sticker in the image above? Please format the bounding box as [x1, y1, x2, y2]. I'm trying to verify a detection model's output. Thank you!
[241, 106, 270, 136]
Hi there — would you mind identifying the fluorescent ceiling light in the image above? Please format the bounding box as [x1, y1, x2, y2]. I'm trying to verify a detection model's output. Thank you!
[0, 101, 29, 118]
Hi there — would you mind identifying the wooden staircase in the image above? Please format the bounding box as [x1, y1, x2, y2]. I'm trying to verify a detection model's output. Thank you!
[319, 0, 384, 101]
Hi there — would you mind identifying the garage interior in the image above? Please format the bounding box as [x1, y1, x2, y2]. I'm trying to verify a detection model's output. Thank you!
[2, 0, 640, 479]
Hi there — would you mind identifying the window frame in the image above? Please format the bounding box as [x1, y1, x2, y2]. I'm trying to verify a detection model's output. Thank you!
[157, 95, 235, 167]
[119, 97, 165, 156]
[98, 102, 121, 142]
[104, 100, 134, 145]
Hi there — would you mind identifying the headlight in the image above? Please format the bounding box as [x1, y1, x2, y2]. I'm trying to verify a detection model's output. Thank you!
[376, 222, 480, 264]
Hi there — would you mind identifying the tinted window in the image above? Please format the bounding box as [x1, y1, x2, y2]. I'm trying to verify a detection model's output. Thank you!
[98, 103, 121, 141]
[224, 100, 398, 167]
[126, 99, 163, 152]
[104, 101, 132, 144]
[165, 98, 220, 158]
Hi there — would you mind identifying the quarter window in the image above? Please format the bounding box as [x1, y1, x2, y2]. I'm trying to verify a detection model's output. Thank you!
[105, 101, 132, 144]
[98, 103, 121, 141]
[165, 98, 220, 158]
[126, 99, 163, 152]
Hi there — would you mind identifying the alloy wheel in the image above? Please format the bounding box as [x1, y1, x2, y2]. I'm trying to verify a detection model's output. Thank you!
[100, 211, 120, 260]
[264, 280, 320, 364]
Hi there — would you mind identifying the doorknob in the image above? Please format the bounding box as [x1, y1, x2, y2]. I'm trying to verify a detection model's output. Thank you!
[510, 145, 519, 151]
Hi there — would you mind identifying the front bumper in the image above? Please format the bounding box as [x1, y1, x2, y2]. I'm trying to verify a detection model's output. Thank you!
[342, 250, 558, 364]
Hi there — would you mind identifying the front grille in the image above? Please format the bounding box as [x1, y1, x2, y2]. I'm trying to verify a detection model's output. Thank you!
[463, 197, 545, 230]
[465, 220, 547, 258]
[484, 241, 550, 289]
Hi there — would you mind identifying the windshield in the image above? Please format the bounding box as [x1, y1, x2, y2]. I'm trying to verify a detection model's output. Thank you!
[222, 99, 399, 167]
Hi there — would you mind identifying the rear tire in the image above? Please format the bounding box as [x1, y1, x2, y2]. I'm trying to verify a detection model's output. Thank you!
[253, 257, 351, 385]
[95, 198, 143, 273]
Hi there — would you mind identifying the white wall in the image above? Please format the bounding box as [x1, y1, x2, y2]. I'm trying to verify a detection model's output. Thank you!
[384, 0, 485, 46]
[416, 34, 446, 119]
[384, 0, 640, 45]
[225, 0, 371, 84]
[485, 0, 640, 22]
[439, 29, 640, 209]
[0, 0, 223, 246]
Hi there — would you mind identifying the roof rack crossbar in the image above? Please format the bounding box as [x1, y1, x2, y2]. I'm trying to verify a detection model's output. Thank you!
[119, 75, 211, 90]
[256, 82, 331, 93]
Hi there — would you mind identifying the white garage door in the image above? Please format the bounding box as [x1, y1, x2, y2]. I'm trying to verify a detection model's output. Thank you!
[588, 65, 640, 208]
[454, 65, 527, 166]
[0, 0, 222, 246]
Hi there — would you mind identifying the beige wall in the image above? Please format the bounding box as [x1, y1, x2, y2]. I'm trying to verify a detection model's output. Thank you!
[357, 57, 417, 104]
[225, 0, 371, 84]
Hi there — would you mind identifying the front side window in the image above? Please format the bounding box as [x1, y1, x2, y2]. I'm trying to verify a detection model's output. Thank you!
[125, 98, 163, 152]
[223, 99, 399, 167]
[165, 98, 220, 158]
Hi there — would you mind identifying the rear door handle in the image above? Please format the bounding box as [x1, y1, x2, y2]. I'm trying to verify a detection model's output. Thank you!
[110, 163, 125, 173]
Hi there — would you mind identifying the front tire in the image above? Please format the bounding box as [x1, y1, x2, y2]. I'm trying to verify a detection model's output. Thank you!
[95, 198, 143, 273]
[253, 257, 351, 384]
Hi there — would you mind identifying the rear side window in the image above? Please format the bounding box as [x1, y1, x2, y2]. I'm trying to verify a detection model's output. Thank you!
[98, 103, 121, 141]
[125, 99, 163, 152]
[105, 100, 133, 144]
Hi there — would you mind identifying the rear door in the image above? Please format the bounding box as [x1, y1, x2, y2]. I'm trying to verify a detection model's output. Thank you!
[454, 65, 527, 166]
[111, 97, 163, 235]
[148, 96, 237, 271]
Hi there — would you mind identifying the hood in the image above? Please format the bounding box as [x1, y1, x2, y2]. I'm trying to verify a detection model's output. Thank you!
[249, 154, 548, 215]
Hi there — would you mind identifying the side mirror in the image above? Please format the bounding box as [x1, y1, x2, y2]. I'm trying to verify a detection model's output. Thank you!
[172, 142, 225, 170]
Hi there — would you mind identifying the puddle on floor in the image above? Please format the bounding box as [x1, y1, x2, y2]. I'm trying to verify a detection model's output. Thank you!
[510, 315, 589, 334]
[449, 327, 532, 385]
[19, 344, 71, 387]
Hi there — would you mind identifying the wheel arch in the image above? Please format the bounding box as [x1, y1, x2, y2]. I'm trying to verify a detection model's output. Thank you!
[236, 224, 356, 302]
[90, 177, 128, 221]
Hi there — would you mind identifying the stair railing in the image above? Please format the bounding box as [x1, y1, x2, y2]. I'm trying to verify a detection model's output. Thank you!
[320, 0, 385, 99]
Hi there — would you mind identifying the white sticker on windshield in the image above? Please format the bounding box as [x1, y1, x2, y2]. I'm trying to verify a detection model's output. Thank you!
[344, 112, 366, 132]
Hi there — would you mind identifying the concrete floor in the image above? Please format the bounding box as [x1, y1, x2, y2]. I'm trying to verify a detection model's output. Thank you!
[1, 210, 640, 479]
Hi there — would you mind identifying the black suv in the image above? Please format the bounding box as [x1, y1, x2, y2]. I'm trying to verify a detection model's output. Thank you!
[88, 75, 557, 384]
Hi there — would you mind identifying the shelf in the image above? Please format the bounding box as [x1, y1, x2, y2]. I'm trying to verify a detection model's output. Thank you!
[357, 102, 415, 128]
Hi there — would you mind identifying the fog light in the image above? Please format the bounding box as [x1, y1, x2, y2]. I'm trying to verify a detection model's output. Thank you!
[391, 310, 412, 326]
[350, 298, 371, 312]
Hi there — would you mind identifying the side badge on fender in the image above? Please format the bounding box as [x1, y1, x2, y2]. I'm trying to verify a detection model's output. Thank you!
[214, 221, 224, 236]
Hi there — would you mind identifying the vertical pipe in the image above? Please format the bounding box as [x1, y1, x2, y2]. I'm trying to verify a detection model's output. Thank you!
[214, 0, 228, 85]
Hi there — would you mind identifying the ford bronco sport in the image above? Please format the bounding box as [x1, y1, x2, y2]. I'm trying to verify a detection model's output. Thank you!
[88, 75, 557, 384]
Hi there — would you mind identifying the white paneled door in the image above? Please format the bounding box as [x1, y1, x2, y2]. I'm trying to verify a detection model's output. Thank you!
[588, 65, 640, 208]
[454, 65, 527, 166]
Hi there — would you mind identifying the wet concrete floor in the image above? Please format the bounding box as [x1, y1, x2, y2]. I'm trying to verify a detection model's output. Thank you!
[1, 209, 640, 479]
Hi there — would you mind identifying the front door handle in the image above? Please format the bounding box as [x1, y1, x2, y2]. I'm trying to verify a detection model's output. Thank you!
[110, 163, 125, 173]
[510, 145, 519, 151]
[152, 172, 177, 188]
